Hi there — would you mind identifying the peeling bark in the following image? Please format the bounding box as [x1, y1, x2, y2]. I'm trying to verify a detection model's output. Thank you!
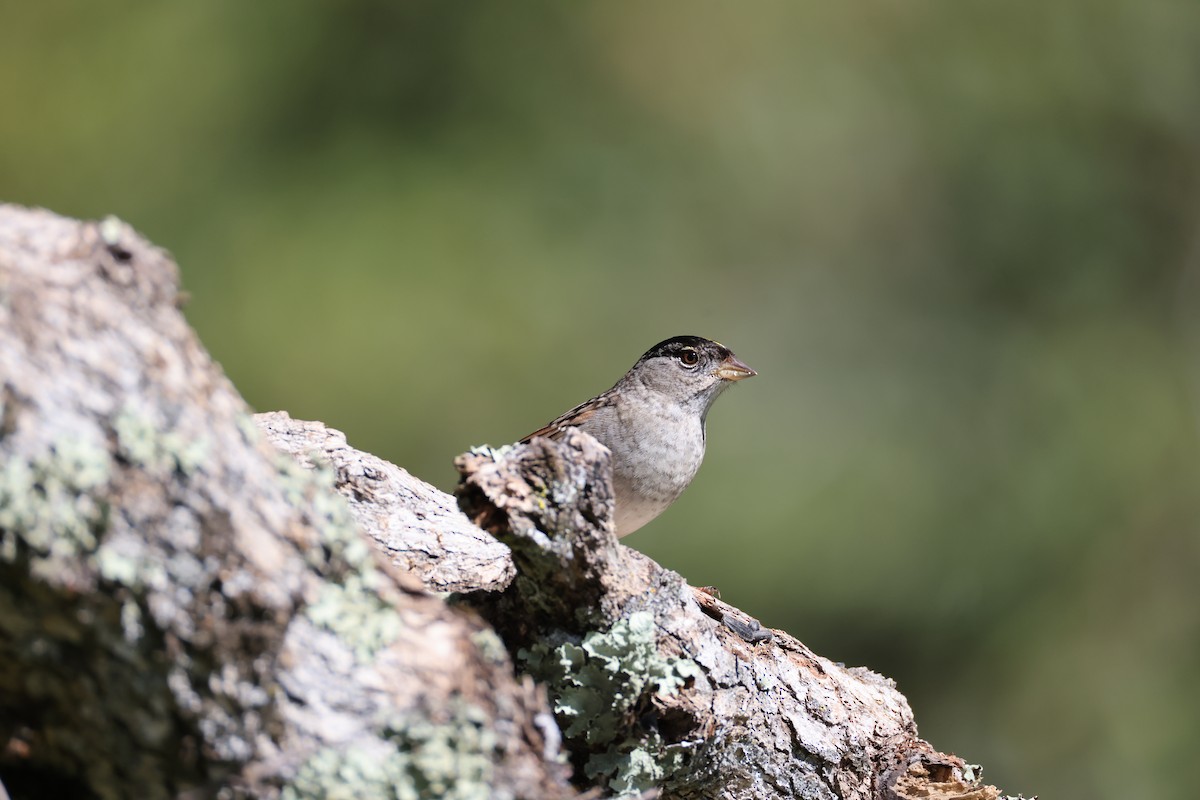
[255, 412, 513, 594]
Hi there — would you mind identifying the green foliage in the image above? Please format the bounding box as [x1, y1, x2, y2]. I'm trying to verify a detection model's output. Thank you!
[521, 612, 700, 797]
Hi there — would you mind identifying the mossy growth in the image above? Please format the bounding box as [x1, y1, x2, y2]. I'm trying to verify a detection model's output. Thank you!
[520, 612, 701, 798]
[282, 702, 496, 800]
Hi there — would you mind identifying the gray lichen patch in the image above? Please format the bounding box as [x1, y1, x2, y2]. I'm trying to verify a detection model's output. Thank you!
[305, 572, 402, 660]
[520, 611, 701, 798]
[0, 432, 112, 569]
[283, 701, 498, 800]
[269, 446, 416, 665]
[464, 444, 512, 462]
[269, 446, 369, 574]
[468, 628, 509, 666]
[113, 404, 209, 477]
[305, 457, 366, 565]
[94, 535, 165, 590]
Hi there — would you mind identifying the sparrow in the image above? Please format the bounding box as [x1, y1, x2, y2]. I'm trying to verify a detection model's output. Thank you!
[522, 336, 756, 537]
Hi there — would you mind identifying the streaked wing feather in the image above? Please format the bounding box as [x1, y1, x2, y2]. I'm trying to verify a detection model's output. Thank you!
[520, 392, 615, 443]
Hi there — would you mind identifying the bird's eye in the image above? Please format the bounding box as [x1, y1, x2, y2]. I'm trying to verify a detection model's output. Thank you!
[678, 348, 700, 367]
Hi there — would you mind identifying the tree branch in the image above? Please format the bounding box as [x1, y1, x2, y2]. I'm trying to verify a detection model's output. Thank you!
[0, 204, 570, 800]
[0, 203, 1027, 800]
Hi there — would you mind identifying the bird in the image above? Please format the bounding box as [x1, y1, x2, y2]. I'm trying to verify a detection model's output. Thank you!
[521, 335, 756, 537]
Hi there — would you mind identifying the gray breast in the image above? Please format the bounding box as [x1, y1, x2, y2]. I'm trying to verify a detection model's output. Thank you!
[578, 395, 706, 537]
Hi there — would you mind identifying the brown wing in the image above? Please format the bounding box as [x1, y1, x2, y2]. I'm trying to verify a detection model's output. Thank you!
[520, 391, 615, 443]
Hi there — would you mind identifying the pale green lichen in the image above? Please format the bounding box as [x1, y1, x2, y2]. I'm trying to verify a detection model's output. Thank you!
[520, 611, 701, 798]
[53, 435, 112, 490]
[0, 434, 112, 563]
[469, 628, 509, 666]
[273, 451, 313, 510]
[305, 572, 401, 660]
[305, 455, 363, 559]
[113, 410, 158, 467]
[94, 543, 141, 585]
[113, 406, 209, 476]
[465, 444, 511, 461]
[270, 449, 369, 573]
[91, 536, 170, 593]
[98, 214, 124, 245]
[236, 411, 263, 446]
[586, 737, 686, 797]
[283, 703, 497, 800]
[267, 440, 400, 657]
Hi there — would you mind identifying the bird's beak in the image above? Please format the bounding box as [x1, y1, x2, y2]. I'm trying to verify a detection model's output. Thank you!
[714, 355, 757, 382]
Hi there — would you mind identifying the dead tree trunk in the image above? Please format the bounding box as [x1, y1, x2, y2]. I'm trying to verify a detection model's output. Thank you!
[0, 204, 1026, 800]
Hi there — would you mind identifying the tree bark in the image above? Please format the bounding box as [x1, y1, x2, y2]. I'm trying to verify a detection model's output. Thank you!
[0, 204, 1025, 800]
[0, 205, 570, 800]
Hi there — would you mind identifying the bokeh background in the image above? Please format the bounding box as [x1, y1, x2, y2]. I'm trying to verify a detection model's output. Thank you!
[4, 2, 1200, 797]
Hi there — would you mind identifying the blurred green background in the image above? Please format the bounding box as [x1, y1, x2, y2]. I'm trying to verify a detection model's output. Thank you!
[4, 2, 1199, 797]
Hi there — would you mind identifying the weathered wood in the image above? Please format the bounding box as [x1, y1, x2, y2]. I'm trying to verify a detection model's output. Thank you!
[0, 202, 1024, 800]
[256, 415, 1017, 799]
[0, 204, 570, 800]
[255, 411, 513, 594]
[453, 433, 1007, 800]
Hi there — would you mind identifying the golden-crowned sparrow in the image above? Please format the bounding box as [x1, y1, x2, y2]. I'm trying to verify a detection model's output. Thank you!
[522, 336, 756, 537]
